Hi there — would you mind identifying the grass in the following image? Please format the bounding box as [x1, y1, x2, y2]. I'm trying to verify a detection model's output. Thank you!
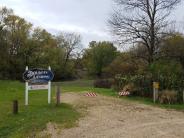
[0, 80, 80, 138]
[53, 79, 116, 96]
[54, 79, 94, 88]
[0, 79, 184, 137]
[57, 79, 184, 111]
[122, 96, 184, 110]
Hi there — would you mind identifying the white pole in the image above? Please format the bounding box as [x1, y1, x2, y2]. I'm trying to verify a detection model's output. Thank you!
[48, 66, 51, 104]
[25, 66, 29, 105]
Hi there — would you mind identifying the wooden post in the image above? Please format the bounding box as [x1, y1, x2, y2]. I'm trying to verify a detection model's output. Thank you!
[183, 90, 184, 104]
[56, 86, 61, 106]
[13, 100, 18, 114]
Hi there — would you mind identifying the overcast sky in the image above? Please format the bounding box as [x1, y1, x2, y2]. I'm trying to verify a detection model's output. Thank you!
[1, 0, 184, 47]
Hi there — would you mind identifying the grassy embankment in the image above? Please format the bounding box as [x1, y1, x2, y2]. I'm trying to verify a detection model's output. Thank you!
[0, 80, 80, 138]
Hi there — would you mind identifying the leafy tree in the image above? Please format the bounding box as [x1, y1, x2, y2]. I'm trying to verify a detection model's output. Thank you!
[160, 33, 184, 69]
[30, 27, 57, 67]
[0, 9, 32, 79]
[150, 59, 184, 90]
[4, 15, 32, 56]
[0, 7, 80, 80]
[0, 7, 13, 78]
[105, 52, 139, 76]
[83, 41, 118, 77]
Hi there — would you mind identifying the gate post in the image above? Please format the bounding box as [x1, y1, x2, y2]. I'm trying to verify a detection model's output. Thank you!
[153, 82, 159, 103]
[183, 90, 184, 104]
[56, 86, 61, 106]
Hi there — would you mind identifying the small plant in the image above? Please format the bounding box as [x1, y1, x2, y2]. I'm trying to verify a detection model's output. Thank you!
[158, 90, 178, 104]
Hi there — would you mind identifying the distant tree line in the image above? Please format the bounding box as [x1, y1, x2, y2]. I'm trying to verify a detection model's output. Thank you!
[0, 7, 82, 80]
[1, 2, 184, 98]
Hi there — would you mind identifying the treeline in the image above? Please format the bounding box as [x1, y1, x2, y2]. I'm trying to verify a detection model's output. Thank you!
[0, 6, 184, 96]
[84, 33, 184, 81]
[87, 33, 184, 103]
[0, 7, 83, 80]
[0, 6, 121, 81]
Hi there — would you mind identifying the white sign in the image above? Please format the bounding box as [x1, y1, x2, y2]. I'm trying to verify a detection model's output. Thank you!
[28, 85, 48, 90]
[24, 66, 53, 105]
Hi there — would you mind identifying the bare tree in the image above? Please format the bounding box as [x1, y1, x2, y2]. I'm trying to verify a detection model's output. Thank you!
[56, 32, 82, 66]
[109, 0, 181, 64]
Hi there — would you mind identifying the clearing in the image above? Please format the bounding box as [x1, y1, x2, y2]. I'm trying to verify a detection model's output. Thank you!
[45, 92, 184, 138]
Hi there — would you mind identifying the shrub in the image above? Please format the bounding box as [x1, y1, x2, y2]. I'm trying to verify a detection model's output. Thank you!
[177, 90, 184, 103]
[113, 74, 153, 97]
[158, 90, 177, 104]
[150, 60, 184, 91]
[112, 74, 127, 91]
[122, 83, 137, 94]
[93, 79, 113, 88]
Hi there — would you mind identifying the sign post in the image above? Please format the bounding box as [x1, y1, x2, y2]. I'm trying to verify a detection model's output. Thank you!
[13, 100, 18, 114]
[48, 66, 51, 104]
[153, 82, 159, 103]
[23, 66, 54, 105]
[25, 66, 28, 105]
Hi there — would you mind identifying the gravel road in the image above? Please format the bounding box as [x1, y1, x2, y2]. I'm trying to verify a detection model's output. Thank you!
[44, 92, 184, 138]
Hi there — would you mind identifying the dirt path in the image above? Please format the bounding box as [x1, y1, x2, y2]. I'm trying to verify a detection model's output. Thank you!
[46, 92, 184, 138]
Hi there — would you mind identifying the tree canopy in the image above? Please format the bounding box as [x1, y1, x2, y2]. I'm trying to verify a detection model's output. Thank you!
[83, 41, 118, 77]
[0, 7, 82, 80]
[109, 0, 181, 64]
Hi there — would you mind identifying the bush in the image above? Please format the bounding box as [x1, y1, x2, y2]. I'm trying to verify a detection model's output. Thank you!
[150, 60, 184, 91]
[113, 74, 153, 97]
[177, 90, 184, 103]
[158, 90, 178, 104]
[93, 79, 112, 88]
[122, 83, 137, 93]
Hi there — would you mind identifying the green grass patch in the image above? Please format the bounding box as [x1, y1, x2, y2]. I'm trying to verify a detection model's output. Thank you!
[121, 96, 184, 111]
[54, 79, 94, 88]
[58, 80, 184, 111]
[0, 80, 80, 138]
[54, 80, 116, 97]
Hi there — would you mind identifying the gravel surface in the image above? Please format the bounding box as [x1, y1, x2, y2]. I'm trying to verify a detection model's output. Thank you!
[44, 92, 184, 138]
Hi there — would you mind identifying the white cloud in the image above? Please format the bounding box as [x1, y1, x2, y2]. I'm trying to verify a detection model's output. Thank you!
[1, 0, 184, 47]
[0, 0, 114, 46]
